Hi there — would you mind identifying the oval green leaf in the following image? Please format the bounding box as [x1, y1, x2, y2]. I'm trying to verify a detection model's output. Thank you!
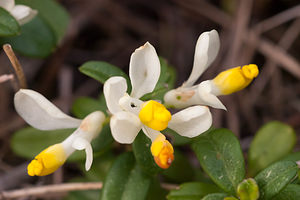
[100, 152, 152, 200]
[79, 61, 130, 87]
[0, 7, 20, 37]
[167, 182, 222, 200]
[0, 16, 56, 57]
[16, 0, 69, 42]
[71, 96, 107, 119]
[272, 184, 300, 200]
[192, 129, 245, 194]
[202, 193, 228, 200]
[254, 161, 298, 200]
[132, 132, 161, 175]
[248, 121, 296, 176]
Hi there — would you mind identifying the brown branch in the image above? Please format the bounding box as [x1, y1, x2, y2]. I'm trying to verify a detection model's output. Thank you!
[0, 182, 103, 199]
[0, 182, 179, 199]
[2, 44, 27, 89]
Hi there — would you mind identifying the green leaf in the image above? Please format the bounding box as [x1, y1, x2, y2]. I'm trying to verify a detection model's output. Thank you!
[146, 177, 168, 200]
[0, 16, 56, 58]
[202, 193, 228, 200]
[72, 96, 107, 119]
[11, 127, 84, 162]
[167, 182, 222, 200]
[163, 150, 195, 183]
[272, 184, 300, 200]
[16, 0, 69, 42]
[281, 151, 300, 162]
[100, 152, 152, 200]
[92, 125, 114, 154]
[132, 132, 161, 175]
[163, 128, 192, 146]
[254, 161, 298, 200]
[79, 61, 130, 87]
[0, 8, 20, 37]
[141, 58, 176, 101]
[248, 121, 296, 176]
[192, 129, 245, 194]
[237, 178, 259, 200]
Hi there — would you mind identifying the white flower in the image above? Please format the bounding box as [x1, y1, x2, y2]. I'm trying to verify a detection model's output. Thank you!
[104, 42, 212, 168]
[104, 42, 212, 142]
[0, 0, 37, 25]
[164, 30, 259, 110]
[14, 89, 105, 176]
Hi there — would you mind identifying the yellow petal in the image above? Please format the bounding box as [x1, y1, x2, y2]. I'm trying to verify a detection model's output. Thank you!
[27, 144, 67, 176]
[212, 64, 259, 95]
[139, 100, 171, 131]
[150, 134, 174, 169]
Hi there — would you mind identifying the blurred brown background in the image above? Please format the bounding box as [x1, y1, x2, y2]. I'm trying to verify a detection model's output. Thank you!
[0, 0, 300, 195]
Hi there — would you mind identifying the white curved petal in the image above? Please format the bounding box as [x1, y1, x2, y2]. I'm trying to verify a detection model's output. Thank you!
[168, 106, 212, 138]
[14, 89, 81, 130]
[142, 126, 161, 142]
[129, 42, 160, 98]
[0, 0, 14, 11]
[72, 137, 93, 170]
[10, 5, 37, 25]
[110, 111, 142, 144]
[197, 80, 226, 110]
[79, 111, 105, 140]
[104, 77, 127, 114]
[184, 30, 220, 87]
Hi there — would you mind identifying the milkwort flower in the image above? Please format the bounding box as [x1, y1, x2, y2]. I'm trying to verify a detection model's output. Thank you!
[104, 42, 212, 169]
[164, 30, 259, 110]
[14, 89, 105, 176]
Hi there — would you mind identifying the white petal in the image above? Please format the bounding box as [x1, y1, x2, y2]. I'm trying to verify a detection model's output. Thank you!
[79, 111, 105, 140]
[0, 0, 14, 11]
[103, 77, 127, 115]
[10, 5, 37, 25]
[72, 137, 93, 170]
[168, 106, 212, 138]
[197, 80, 226, 110]
[14, 89, 81, 130]
[110, 111, 142, 144]
[184, 30, 220, 87]
[129, 42, 160, 98]
[142, 126, 161, 142]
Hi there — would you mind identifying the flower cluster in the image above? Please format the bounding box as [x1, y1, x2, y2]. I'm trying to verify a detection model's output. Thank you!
[14, 29, 258, 176]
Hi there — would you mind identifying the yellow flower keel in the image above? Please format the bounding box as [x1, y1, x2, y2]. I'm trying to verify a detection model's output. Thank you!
[139, 100, 171, 131]
[213, 64, 259, 95]
[151, 135, 174, 169]
[27, 144, 67, 176]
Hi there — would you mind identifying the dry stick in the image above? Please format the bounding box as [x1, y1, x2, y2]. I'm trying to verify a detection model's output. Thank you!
[0, 182, 103, 199]
[249, 19, 300, 104]
[0, 182, 178, 199]
[2, 44, 27, 89]
[253, 4, 300, 34]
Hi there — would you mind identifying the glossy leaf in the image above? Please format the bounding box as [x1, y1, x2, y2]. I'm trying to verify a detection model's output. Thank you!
[0, 16, 56, 57]
[272, 184, 300, 200]
[248, 121, 296, 176]
[0, 7, 20, 37]
[202, 193, 228, 200]
[132, 132, 161, 175]
[79, 61, 130, 87]
[100, 152, 152, 200]
[167, 182, 222, 200]
[16, 0, 69, 42]
[163, 128, 192, 146]
[72, 96, 107, 119]
[254, 161, 298, 200]
[281, 151, 300, 162]
[192, 129, 245, 194]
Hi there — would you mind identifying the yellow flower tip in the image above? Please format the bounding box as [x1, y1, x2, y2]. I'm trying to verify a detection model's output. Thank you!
[242, 64, 259, 79]
[151, 135, 174, 169]
[213, 64, 259, 95]
[27, 144, 67, 176]
[139, 100, 171, 131]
